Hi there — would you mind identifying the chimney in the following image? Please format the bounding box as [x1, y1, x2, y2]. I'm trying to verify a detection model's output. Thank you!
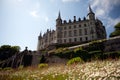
[74, 16, 76, 22]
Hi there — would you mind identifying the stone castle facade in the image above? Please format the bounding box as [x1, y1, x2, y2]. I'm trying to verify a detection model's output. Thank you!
[37, 6, 106, 50]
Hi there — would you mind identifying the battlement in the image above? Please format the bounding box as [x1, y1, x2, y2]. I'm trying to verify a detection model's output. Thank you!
[61, 16, 88, 25]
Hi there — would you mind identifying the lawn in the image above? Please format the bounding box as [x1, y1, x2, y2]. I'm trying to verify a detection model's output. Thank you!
[0, 59, 120, 80]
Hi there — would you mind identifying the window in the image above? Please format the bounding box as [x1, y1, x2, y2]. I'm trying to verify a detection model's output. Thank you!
[84, 24, 86, 27]
[69, 26, 71, 29]
[74, 38, 77, 42]
[64, 39, 66, 43]
[79, 24, 81, 28]
[92, 36, 94, 39]
[64, 26, 66, 30]
[74, 25, 76, 28]
[74, 30, 77, 36]
[69, 38, 71, 42]
[69, 31, 72, 37]
[85, 37, 88, 41]
[91, 28, 94, 34]
[84, 28, 88, 35]
[79, 29, 82, 36]
[80, 37, 82, 41]
[64, 31, 67, 37]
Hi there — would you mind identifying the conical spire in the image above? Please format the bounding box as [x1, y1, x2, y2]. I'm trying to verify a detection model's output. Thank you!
[39, 31, 42, 37]
[58, 11, 61, 19]
[89, 4, 93, 13]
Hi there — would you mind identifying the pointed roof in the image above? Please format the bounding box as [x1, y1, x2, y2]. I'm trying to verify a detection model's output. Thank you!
[58, 11, 61, 19]
[89, 4, 94, 13]
[39, 31, 42, 37]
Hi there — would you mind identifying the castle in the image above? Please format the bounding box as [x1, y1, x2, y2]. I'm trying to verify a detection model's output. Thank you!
[37, 5, 107, 51]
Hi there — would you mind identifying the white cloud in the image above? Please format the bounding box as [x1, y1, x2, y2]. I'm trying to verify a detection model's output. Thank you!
[30, 11, 39, 18]
[62, 0, 80, 3]
[95, 8, 105, 17]
[106, 17, 120, 28]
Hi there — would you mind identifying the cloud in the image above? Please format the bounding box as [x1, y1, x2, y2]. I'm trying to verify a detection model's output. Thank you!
[90, 0, 120, 29]
[106, 17, 120, 28]
[62, 0, 80, 3]
[30, 11, 39, 18]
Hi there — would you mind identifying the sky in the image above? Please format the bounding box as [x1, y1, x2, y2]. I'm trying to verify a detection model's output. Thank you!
[0, 0, 120, 51]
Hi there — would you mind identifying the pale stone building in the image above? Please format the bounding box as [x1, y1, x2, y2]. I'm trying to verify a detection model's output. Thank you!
[37, 6, 106, 50]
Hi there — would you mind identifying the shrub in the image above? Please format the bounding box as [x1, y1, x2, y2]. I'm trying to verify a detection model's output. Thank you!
[74, 47, 83, 53]
[38, 63, 48, 68]
[88, 40, 105, 52]
[74, 48, 89, 61]
[67, 57, 84, 65]
[54, 49, 74, 59]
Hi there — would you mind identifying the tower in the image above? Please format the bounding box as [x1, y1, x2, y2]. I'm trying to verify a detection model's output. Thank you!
[87, 5, 95, 20]
[56, 11, 62, 43]
[56, 11, 62, 26]
[37, 32, 42, 51]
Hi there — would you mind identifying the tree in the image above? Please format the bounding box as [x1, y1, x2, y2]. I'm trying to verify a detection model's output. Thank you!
[0, 45, 21, 61]
[109, 22, 120, 37]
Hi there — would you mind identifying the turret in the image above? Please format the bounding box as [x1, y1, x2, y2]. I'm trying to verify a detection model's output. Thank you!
[87, 5, 95, 20]
[38, 32, 42, 40]
[56, 11, 62, 26]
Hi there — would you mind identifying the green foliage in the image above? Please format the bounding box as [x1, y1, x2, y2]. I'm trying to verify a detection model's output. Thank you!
[67, 57, 84, 65]
[74, 47, 83, 53]
[0, 45, 21, 61]
[55, 48, 64, 54]
[109, 30, 120, 37]
[54, 47, 89, 61]
[54, 48, 74, 59]
[110, 22, 120, 37]
[115, 22, 120, 29]
[88, 40, 105, 52]
[38, 63, 48, 68]
[74, 48, 89, 61]
[11, 46, 21, 52]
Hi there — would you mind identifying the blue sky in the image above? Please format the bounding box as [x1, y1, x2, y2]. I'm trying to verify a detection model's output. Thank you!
[0, 0, 120, 51]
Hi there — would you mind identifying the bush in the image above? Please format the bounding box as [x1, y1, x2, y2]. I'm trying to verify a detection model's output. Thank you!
[88, 40, 105, 51]
[38, 63, 48, 68]
[74, 48, 89, 61]
[54, 49, 74, 59]
[67, 57, 84, 65]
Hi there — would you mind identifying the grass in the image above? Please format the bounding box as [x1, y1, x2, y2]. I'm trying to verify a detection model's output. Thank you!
[0, 59, 120, 80]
